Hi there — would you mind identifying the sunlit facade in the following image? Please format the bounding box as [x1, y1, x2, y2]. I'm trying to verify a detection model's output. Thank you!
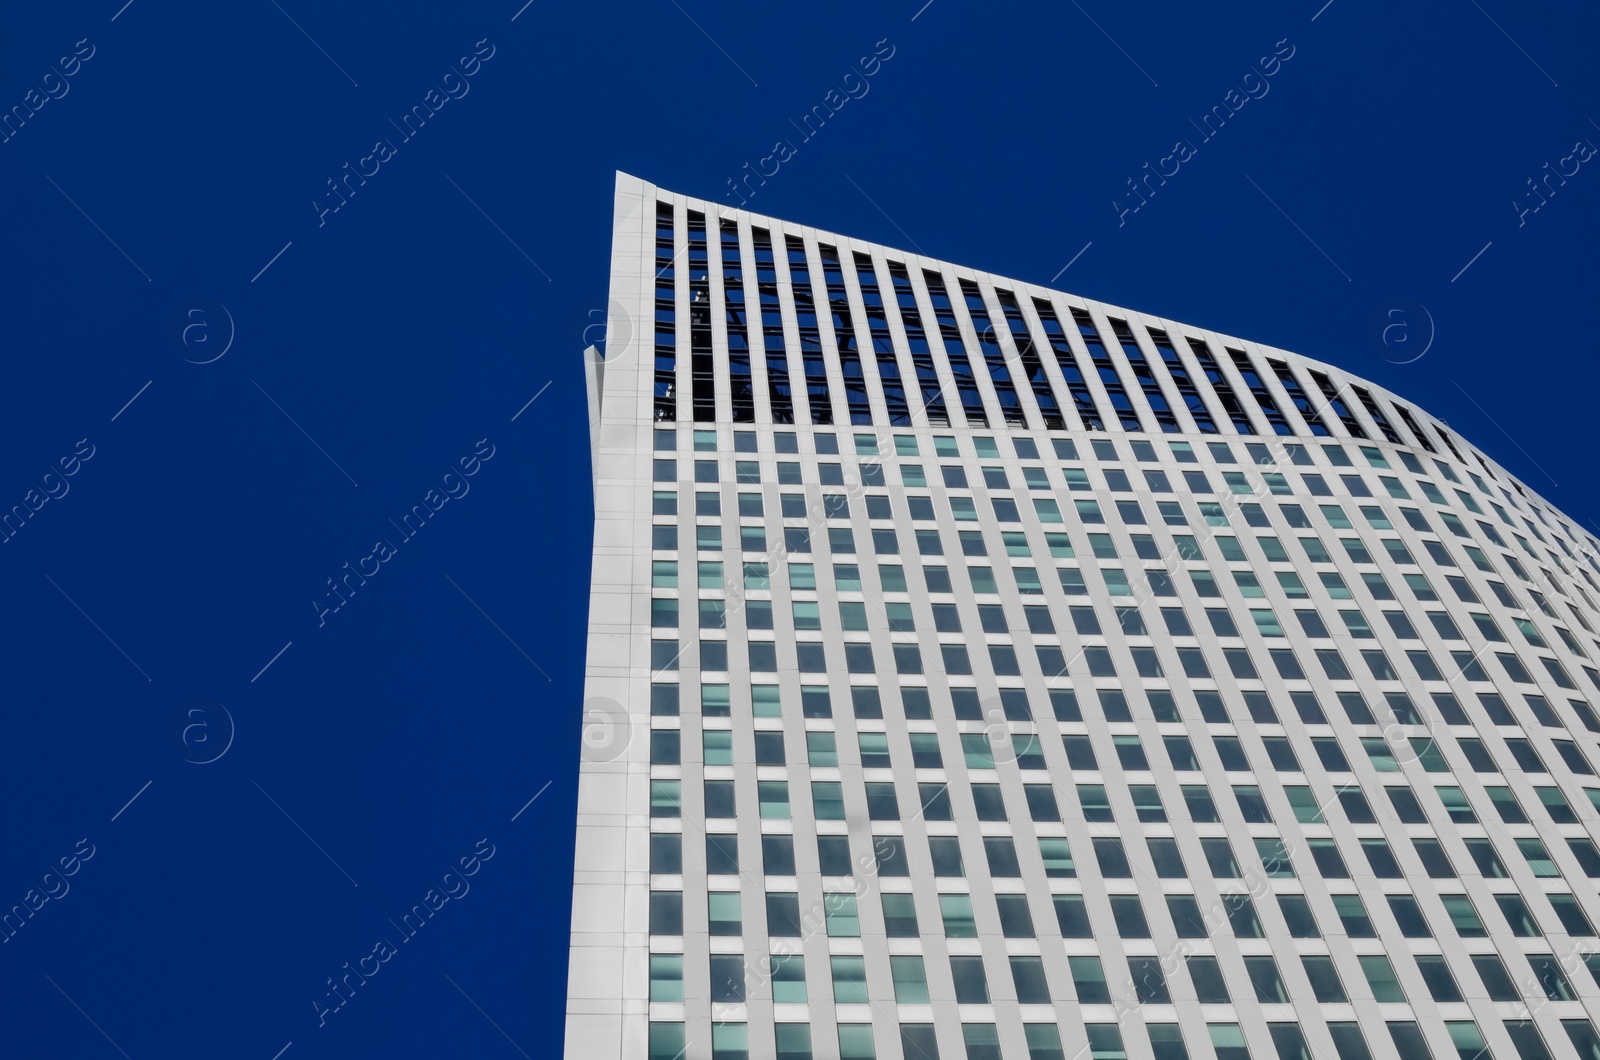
[567, 171, 1600, 1060]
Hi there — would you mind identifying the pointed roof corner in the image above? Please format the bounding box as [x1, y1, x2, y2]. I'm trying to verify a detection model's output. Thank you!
[614, 170, 651, 197]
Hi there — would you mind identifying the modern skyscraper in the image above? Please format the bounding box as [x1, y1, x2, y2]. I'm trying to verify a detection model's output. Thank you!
[567, 171, 1600, 1060]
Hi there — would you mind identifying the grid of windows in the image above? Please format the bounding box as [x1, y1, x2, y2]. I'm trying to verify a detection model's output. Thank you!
[570, 173, 1600, 1060]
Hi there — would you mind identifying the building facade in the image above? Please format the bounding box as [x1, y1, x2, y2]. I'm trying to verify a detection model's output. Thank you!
[567, 172, 1600, 1060]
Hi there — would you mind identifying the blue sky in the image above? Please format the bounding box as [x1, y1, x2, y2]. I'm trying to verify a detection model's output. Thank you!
[0, 1, 1596, 1055]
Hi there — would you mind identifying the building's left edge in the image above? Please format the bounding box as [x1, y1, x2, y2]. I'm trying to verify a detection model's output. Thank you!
[565, 170, 658, 1059]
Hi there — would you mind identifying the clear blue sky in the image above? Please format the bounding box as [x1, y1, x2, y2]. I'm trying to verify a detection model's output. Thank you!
[0, 0, 1595, 1055]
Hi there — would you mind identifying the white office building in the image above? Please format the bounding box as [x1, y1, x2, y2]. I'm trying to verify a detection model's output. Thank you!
[567, 171, 1600, 1060]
